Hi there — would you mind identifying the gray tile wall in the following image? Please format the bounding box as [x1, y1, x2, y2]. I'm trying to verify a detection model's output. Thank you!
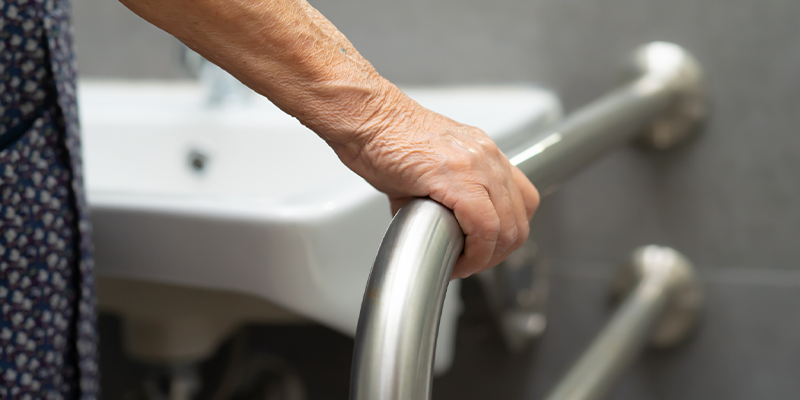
[73, 0, 800, 398]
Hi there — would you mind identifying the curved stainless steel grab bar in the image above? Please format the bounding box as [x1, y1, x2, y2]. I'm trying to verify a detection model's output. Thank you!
[351, 42, 708, 400]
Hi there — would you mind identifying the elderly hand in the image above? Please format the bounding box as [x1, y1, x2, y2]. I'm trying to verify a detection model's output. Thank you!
[327, 86, 539, 278]
[121, 0, 539, 278]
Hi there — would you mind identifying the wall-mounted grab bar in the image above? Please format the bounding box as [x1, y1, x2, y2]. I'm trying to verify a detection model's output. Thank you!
[351, 42, 708, 400]
[543, 245, 702, 400]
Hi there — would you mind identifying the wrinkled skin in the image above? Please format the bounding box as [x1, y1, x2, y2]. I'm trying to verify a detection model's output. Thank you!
[329, 90, 539, 278]
[121, 0, 540, 278]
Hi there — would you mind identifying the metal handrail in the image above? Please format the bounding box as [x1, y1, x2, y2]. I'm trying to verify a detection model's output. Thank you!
[543, 245, 702, 400]
[350, 42, 708, 400]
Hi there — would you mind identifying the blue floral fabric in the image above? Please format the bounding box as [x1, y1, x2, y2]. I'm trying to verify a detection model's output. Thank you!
[1, 0, 98, 399]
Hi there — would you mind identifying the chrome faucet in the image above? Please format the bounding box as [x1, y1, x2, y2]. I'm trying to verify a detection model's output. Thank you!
[199, 61, 252, 105]
[182, 46, 253, 106]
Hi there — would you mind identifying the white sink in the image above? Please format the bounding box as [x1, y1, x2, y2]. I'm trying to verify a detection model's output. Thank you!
[79, 80, 561, 371]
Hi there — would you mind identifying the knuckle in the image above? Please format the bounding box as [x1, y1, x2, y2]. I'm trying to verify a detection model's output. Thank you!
[466, 152, 482, 168]
[498, 224, 519, 250]
[450, 148, 481, 171]
[473, 178, 491, 191]
[480, 141, 501, 158]
[453, 151, 473, 169]
[481, 214, 502, 239]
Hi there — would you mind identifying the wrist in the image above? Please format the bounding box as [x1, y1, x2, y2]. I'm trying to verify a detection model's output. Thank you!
[296, 71, 414, 149]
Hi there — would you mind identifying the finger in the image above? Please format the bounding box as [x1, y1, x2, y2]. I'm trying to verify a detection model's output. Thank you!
[507, 174, 530, 252]
[512, 167, 540, 220]
[448, 185, 500, 279]
[485, 181, 518, 271]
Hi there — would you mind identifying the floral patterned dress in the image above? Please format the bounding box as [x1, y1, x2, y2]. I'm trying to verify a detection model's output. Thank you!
[1, 0, 98, 399]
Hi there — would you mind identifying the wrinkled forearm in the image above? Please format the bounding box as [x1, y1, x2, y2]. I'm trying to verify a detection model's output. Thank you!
[120, 0, 540, 278]
[119, 0, 408, 147]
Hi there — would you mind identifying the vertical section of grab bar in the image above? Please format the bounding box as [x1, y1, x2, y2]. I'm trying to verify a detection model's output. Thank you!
[350, 199, 463, 400]
[542, 269, 671, 400]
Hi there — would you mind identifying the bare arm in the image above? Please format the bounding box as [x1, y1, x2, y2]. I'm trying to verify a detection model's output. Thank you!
[120, 0, 539, 278]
